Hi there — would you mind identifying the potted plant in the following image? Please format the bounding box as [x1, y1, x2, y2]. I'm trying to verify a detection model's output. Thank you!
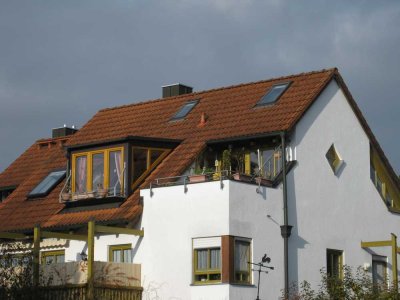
[232, 147, 252, 182]
[222, 149, 232, 175]
[96, 183, 108, 198]
[189, 166, 211, 183]
[60, 192, 70, 201]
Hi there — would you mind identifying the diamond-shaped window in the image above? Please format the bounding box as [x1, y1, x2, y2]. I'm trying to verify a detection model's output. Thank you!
[325, 144, 343, 174]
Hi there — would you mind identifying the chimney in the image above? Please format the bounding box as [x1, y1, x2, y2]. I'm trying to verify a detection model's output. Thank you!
[52, 124, 78, 138]
[162, 83, 193, 98]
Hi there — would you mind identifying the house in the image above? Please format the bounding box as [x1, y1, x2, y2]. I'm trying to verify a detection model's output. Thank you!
[1, 68, 400, 299]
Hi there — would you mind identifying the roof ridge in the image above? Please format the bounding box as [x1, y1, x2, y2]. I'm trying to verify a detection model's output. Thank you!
[99, 68, 337, 113]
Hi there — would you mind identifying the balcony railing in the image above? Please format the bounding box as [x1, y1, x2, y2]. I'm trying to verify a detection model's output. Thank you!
[59, 166, 126, 203]
[150, 146, 286, 192]
[40, 261, 141, 287]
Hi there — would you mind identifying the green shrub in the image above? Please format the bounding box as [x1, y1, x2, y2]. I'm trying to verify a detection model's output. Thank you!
[285, 265, 399, 300]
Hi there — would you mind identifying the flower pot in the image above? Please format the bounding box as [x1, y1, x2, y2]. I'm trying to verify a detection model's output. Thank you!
[188, 174, 208, 183]
[96, 189, 108, 198]
[255, 177, 272, 187]
[233, 173, 252, 183]
[61, 193, 70, 201]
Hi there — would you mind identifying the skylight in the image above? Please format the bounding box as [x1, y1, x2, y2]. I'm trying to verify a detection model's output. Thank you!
[28, 170, 66, 198]
[256, 82, 291, 107]
[170, 100, 198, 120]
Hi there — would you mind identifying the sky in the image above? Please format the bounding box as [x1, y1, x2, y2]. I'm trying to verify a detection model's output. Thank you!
[0, 0, 400, 174]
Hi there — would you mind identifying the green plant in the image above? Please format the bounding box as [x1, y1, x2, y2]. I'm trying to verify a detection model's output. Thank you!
[222, 149, 232, 172]
[284, 265, 399, 300]
[232, 147, 246, 173]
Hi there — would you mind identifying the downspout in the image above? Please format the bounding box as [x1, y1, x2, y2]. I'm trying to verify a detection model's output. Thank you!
[280, 131, 293, 298]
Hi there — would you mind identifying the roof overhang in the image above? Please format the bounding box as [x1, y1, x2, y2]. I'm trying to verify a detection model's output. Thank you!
[66, 135, 182, 151]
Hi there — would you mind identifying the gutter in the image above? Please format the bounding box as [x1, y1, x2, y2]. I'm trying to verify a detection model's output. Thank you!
[280, 131, 293, 298]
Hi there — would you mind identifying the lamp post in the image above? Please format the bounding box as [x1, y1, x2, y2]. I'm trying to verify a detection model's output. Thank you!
[248, 254, 274, 300]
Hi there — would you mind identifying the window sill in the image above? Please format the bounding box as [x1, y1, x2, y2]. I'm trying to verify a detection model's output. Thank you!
[190, 282, 256, 288]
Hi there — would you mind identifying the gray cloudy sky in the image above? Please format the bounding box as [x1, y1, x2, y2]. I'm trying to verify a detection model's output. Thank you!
[1, 0, 399, 174]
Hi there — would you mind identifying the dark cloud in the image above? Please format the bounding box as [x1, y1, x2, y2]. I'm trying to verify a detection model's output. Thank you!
[1, 0, 399, 173]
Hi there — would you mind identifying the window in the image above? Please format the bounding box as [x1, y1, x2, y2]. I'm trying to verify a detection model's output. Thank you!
[109, 244, 132, 263]
[194, 247, 221, 283]
[131, 147, 168, 189]
[255, 82, 291, 107]
[234, 239, 251, 283]
[327, 249, 343, 279]
[370, 160, 394, 207]
[28, 170, 66, 198]
[41, 250, 65, 265]
[372, 256, 387, 287]
[170, 100, 198, 120]
[325, 144, 343, 174]
[71, 147, 124, 196]
[0, 186, 16, 202]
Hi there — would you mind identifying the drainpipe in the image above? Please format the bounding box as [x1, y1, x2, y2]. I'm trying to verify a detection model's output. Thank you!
[280, 131, 293, 298]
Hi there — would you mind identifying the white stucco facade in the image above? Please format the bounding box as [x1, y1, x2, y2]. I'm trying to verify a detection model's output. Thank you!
[51, 79, 400, 299]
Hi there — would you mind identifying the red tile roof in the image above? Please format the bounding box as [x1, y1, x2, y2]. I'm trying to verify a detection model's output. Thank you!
[2, 68, 396, 233]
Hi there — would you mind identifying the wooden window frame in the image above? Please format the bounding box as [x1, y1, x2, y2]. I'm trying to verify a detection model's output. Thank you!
[131, 147, 170, 190]
[41, 250, 65, 265]
[193, 247, 222, 284]
[71, 147, 124, 193]
[234, 238, 252, 284]
[108, 244, 132, 263]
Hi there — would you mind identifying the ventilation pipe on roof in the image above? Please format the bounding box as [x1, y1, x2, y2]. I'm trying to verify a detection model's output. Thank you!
[162, 83, 193, 98]
[197, 112, 208, 128]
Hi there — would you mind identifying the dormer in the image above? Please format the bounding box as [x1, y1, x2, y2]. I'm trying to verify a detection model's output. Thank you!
[61, 137, 177, 203]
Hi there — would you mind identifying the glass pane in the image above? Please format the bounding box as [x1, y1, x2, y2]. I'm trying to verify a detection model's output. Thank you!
[132, 148, 148, 183]
[196, 250, 208, 270]
[370, 164, 376, 183]
[30, 170, 66, 196]
[210, 248, 220, 269]
[235, 241, 250, 272]
[377, 176, 382, 194]
[109, 151, 122, 193]
[75, 156, 87, 193]
[373, 260, 387, 286]
[92, 153, 104, 191]
[172, 100, 198, 120]
[258, 83, 289, 106]
[123, 249, 132, 263]
[113, 250, 122, 263]
[150, 149, 164, 165]
[56, 255, 65, 264]
[45, 256, 54, 265]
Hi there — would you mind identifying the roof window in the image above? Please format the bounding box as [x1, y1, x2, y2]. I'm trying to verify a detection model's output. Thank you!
[28, 170, 66, 198]
[0, 186, 16, 202]
[256, 82, 291, 107]
[170, 100, 198, 120]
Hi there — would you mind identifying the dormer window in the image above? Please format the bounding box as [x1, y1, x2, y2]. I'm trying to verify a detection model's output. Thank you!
[255, 82, 291, 107]
[131, 147, 169, 189]
[71, 147, 124, 197]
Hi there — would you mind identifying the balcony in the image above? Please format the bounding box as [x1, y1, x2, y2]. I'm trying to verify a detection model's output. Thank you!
[150, 145, 295, 192]
[59, 173, 126, 203]
[40, 261, 141, 287]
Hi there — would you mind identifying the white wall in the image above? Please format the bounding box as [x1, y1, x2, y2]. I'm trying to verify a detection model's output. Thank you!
[289, 79, 400, 289]
[57, 79, 400, 300]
